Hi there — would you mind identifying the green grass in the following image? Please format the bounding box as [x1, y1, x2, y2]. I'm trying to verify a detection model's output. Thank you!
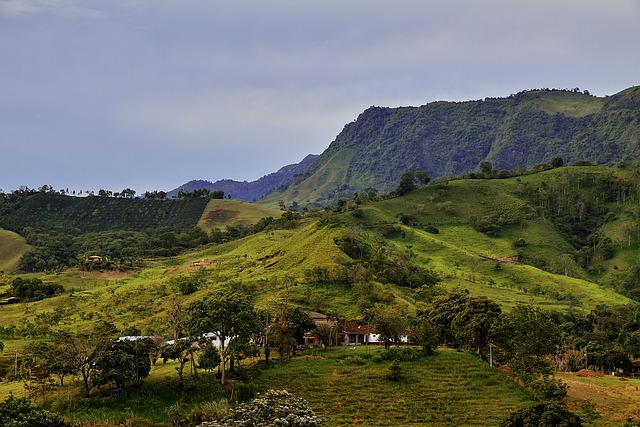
[535, 91, 604, 118]
[1, 347, 535, 426]
[261, 147, 357, 208]
[253, 346, 534, 426]
[0, 229, 30, 272]
[197, 199, 282, 232]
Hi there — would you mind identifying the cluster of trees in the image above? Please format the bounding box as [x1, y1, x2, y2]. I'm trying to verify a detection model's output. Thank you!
[409, 292, 640, 397]
[2, 287, 320, 400]
[5, 277, 63, 302]
[16, 325, 159, 399]
[0, 186, 39, 215]
[97, 188, 137, 198]
[177, 188, 226, 200]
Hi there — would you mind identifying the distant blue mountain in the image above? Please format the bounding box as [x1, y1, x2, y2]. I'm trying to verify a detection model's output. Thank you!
[167, 154, 318, 202]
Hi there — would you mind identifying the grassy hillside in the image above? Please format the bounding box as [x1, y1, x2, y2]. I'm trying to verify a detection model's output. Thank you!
[0, 167, 635, 342]
[2, 166, 640, 426]
[197, 199, 282, 232]
[254, 346, 534, 427]
[0, 229, 30, 272]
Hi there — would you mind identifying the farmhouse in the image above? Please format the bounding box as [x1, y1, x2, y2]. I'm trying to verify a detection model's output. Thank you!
[340, 324, 410, 346]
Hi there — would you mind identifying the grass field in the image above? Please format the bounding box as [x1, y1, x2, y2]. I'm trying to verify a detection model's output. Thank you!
[253, 346, 534, 427]
[0, 229, 30, 272]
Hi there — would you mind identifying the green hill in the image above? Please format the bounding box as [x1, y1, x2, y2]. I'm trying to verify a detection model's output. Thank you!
[1, 166, 635, 335]
[0, 229, 30, 272]
[262, 86, 640, 207]
[197, 199, 283, 233]
[2, 166, 640, 426]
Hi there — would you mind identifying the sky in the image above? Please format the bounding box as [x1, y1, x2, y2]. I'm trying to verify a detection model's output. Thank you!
[1, 0, 639, 194]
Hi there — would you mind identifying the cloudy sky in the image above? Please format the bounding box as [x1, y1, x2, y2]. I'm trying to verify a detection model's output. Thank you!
[1, 0, 639, 194]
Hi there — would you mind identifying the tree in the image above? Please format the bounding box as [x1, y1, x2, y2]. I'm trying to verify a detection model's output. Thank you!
[313, 323, 335, 349]
[428, 291, 469, 348]
[65, 327, 114, 397]
[185, 290, 259, 385]
[25, 340, 75, 387]
[550, 156, 564, 168]
[492, 305, 561, 378]
[373, 307, 406, 350]
[161, 340, 194, 385]
[167, 298, 184, 342]
[269, 306, 316, 361]
[451, 296, 501, 356]
[394, 172, 419, 196]
[23, 365, 56, 403]
[92, 340, 152, 389]
[197, 342, 221, 372]
[414, 170, 431, 186]
[410, 310, 439, 355]
[479, 160, 493, 175]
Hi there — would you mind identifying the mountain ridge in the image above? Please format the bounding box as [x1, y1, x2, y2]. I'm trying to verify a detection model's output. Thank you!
[260, 86, 640, 207]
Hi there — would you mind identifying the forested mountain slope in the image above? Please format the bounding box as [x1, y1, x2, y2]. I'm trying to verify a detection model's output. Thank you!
[263, 86, 640, 207]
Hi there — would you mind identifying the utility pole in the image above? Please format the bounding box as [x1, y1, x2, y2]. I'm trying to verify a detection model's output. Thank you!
[489, 344, 493, 367]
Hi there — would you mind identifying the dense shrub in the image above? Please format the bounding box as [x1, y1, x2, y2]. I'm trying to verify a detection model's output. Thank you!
[380, 347, 423, 362]
[9, 278, 63, 302]
[0, 394, 72, 427]
[500, 402, 582, 427]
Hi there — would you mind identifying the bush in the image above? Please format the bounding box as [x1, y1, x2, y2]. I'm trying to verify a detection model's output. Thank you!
[513, 238, 526, 248]
[424, 225, 439, 234]
[386, 359, 403, 381]
[0, 394, 72, 427]
[527, 376, 568, 402]
[371, 354, 384, 363]
[199, 389, 324, 427]
[343, 355, 366, 365]
[380, 347, 423, 362]
[184, 400, 231, 426]
[235, 382, 256, 403]
[500, 402, 582, 427]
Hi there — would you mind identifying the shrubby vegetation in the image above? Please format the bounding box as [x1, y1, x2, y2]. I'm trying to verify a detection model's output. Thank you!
[199, 389, 324, 427]
[6, 277, 63, 302]
[0, 394, 72, 427]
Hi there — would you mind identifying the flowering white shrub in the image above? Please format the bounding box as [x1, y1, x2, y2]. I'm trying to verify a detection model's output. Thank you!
[198, 389, 324, 427]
